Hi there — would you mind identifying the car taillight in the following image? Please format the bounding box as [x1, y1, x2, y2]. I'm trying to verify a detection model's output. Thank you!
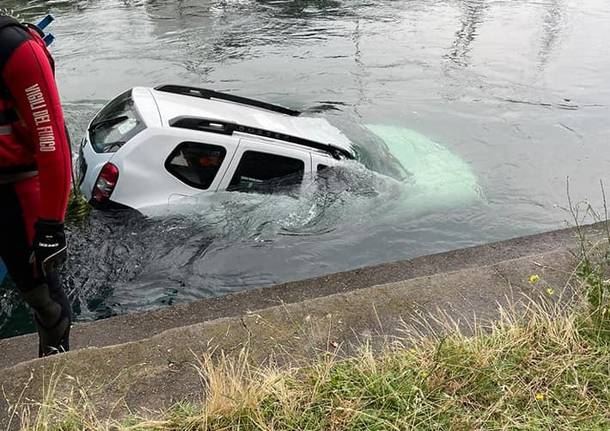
[92, 163, 119, 203]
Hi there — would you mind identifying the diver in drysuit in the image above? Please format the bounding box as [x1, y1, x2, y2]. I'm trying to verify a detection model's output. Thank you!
[0, 14, 72, 356]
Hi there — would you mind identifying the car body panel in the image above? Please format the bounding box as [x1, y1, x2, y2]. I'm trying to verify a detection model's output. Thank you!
[149, 88, 353, 155]
[217, 138, 313, 192]
[109, 128, 240, 209]
[132, 87, 163, 128]
[365, 124, 482, 211]
[80, 88, 161, 201]
[80, 86, 355, 211]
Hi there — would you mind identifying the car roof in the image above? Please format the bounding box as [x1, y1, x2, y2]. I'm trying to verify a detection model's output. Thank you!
[143, 85, 354, 157]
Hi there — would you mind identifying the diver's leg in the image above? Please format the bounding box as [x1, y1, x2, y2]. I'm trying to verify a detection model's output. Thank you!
[0, 178, 71, 357]
[22, 272, 71, 357]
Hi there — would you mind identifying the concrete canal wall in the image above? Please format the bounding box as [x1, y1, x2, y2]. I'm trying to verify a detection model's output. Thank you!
[0, 221, 606, 427]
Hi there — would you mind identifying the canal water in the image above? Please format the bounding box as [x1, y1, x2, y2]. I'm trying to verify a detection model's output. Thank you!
[2, 0, 610, 337]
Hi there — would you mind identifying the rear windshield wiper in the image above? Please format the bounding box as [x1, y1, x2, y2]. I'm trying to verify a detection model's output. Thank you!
[103, 141, 126, 152]
[90, 115, 128, 132]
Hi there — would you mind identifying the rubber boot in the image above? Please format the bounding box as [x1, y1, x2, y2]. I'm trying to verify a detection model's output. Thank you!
[21, 282, 71, 357]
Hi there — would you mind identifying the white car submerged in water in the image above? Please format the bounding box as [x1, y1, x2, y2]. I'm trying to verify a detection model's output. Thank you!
[79, 84, 484, 216]
[79, 85, 357, 210]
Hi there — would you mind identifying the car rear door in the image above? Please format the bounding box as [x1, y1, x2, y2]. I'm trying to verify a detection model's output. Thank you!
[111, 129, 238, 209]
[217, 138, 313, 193]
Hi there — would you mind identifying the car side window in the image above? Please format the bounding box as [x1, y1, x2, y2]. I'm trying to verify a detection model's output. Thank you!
[165, 142, 227, 190]
[227, 151, 305, 193]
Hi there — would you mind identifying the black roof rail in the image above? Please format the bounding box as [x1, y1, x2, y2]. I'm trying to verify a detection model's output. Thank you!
[169, 116, 355, 160]
[155, 85, 301, 117]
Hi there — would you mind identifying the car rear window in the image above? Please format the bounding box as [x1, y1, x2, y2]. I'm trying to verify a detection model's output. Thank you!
[89, 90, 145, 153]
[165, 142, 227, 190]
[228, 151, 304, 193]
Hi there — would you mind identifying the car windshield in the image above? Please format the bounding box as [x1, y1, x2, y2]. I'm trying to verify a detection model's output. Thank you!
[89, 90, 145, 153]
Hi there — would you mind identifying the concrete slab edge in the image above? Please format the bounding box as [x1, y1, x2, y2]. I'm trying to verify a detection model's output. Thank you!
[2, 221, 606, 370]
[0, 244, 586, 427]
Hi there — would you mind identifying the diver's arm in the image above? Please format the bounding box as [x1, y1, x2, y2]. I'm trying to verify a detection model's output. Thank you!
[1, 28, 71, 222]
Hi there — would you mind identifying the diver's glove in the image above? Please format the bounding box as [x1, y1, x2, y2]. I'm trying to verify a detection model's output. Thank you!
[32, 219, 67, 278]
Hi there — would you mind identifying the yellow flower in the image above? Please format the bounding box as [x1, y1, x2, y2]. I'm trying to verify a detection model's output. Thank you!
[529, 274, 540, 285]
[546, 288, 555, 296]
[535, 392, 544, 401]
[420, 371, 429, 378]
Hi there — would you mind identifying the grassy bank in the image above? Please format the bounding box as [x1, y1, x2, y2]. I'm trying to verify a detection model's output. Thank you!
[133, 309, 610, 430]
[17, 248, 610, 431]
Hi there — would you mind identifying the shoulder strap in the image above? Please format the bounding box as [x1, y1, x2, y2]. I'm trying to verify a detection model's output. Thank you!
[0, 15, 54, 88]
[0, 16, 38, 98]
[0, 15, 27, 33]
[0, 16, 23, 97]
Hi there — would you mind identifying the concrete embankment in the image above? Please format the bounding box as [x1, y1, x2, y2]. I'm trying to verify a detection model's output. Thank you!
[0, 222, 605, 426]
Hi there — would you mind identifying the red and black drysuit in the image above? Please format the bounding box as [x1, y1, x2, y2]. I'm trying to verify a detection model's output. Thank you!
[0, 16, 72, 356]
